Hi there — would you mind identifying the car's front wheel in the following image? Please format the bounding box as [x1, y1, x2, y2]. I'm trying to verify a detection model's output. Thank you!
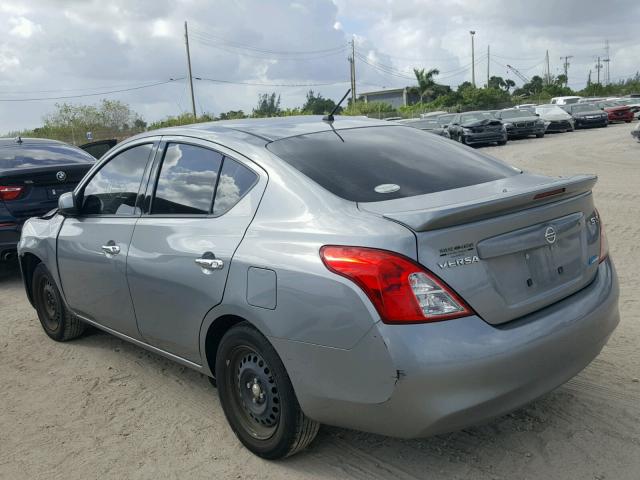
[216, 322, 319, 459]
[32, 263, 85, 342]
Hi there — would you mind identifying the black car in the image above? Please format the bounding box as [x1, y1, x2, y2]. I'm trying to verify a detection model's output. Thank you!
[397, 118, 451, 138]
[436, 113, 457, 128]
[448, 111, 508, 146]
[0, 137, 94, 262]
[494, 109, 546, 139]
[79, 138, 117, 159]
[565, 103, 609, 128]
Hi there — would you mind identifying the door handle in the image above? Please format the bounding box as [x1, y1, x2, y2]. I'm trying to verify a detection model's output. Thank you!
[195, 252, 224, 271]
[101, 242, 121, 256]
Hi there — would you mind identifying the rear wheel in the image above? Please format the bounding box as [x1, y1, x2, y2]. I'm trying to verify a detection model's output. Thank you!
[32, 263, 85, 342]
[497, 140, 507, 146]
[216, 322, 319, 459]
[536, 133, 545, 138]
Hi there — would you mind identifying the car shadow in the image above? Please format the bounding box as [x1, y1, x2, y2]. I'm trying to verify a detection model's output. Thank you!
[68, 321, 596, 479]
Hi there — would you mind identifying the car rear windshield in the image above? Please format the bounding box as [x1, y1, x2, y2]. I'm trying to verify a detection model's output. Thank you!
[0, 143, 94, 170]
[570, 104, 597, 113]
[499, 110, 528, 119]
[266, 126, 517, 202]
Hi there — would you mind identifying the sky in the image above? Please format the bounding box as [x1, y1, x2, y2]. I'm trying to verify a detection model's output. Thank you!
[1, 0, 639, 133]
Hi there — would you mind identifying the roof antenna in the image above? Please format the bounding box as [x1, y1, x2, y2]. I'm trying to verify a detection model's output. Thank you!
[323, 89, 351, 123]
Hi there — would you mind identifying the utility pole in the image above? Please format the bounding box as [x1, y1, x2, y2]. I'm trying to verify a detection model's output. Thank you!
[184, 21, 197, 119]
[544, 50, 551, 85]
[603, 39, 610, 85]
[350, 37, 356, 106]
[595, 56, 603, 85]
[470, 31, 476, 87]
[487, 45, 490, 87]
[560, 55, 573, 85]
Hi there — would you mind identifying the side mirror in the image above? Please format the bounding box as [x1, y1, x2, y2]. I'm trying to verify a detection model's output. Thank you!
[535, 113, 540, 117]
[58, 192, 79, 216]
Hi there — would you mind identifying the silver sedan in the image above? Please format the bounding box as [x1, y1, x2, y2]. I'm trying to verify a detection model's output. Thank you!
[18, 116, 619, 459]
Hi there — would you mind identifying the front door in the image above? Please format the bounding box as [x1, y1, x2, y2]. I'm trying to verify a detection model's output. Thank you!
[127, 140, 264, 362]
[57, 142, 156, 338]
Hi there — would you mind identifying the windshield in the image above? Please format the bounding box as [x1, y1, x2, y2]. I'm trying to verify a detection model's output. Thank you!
[405, 120, 440, 129]
[267, 126, 517, 203]
[570, 104, 598, 113]
[0, 143, 95, 170]
[536, 106, 566, 115]
[437, 114, 456, 125]
[460, 112, 494, 123]
[499, 110, 529, 119]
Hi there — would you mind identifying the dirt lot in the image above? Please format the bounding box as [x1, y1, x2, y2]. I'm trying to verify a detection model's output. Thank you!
[1, 122, 639, 480]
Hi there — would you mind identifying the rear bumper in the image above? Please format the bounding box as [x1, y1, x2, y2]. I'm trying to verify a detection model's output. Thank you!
[0, 224, 21, 260]
[290, 258, 619, 438]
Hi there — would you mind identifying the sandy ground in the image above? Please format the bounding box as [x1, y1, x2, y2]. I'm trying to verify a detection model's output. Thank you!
[1, 122, 639, 480]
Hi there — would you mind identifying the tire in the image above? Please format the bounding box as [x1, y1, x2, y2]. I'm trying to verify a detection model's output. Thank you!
[536, 133, 545, 138]
[216, 322, 319, 459]
[32, 263, 85, 342]
[497, 140, 507, 146]
[625, 120, 632, 124]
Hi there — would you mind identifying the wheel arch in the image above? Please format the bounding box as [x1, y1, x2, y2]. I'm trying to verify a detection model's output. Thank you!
[19, 252, 42, 307]
[203, 313, 250, 378]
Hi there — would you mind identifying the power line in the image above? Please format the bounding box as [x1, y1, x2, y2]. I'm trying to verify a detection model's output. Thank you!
[0, 79, 179, 95]
[190, 29, 348, 57]
[0, 78, 184, 102]
[195, 77, 349, 87]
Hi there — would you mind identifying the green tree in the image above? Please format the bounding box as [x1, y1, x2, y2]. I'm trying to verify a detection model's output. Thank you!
[412, 68, 441, 103]
[252, 92, 281, 117]
[218, 110, 247, 120]
[302, 90, 337, 115]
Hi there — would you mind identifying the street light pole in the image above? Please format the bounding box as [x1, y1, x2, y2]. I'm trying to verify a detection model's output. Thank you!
[470, 30, 476, 87]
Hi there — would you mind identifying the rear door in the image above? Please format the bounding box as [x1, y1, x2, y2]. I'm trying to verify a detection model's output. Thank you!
[127, 138, 265, 362]
[57, 140, 157, 338]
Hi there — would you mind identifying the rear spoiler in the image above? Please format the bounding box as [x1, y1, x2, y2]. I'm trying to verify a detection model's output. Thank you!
[377, 174, 597, 232]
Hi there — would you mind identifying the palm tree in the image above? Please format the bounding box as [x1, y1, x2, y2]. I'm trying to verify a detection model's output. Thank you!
[412, 68, 440, 103]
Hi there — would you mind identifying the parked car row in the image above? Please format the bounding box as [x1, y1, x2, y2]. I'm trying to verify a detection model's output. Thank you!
[395, 96, 638, 147]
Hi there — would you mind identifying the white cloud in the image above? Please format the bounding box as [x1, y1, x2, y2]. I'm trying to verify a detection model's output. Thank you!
[9, 16, 42, 38]
[0, 0, 639, 133]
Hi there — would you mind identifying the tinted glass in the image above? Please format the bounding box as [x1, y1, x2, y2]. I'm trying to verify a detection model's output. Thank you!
[81, 141, 116, 159]
[82, 144, 152, 215]
[570, 104, 597, 113]
[460, 112, 493, 123]
[500, 110, 527, 119]
[213, 157, 258, 215]
[437, 114, 456, 125]
[0, 143, 94, 170]
[152, 143, 223, 215]
[405, 120, 440, 129]
[267, 126, 517, 202]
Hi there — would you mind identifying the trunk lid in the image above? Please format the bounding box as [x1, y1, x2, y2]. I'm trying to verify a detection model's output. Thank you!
[360, 174, 602, 325]
[0, 164, 91, 221]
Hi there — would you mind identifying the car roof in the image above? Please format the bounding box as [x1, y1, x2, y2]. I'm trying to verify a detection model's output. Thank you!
[130, 115, 391, 143]
[0, 137, 71, 148]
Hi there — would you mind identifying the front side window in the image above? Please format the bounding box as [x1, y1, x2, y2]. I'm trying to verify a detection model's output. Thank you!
[213, 157, 258, 216]
[152, 143, 223, 215]
[81, 143, 153, 215]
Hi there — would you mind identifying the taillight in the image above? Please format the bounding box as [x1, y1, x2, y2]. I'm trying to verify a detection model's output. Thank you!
[595, 209, 609, 263]
[320, 245, 473, 324]
[0, 185, 24, 201]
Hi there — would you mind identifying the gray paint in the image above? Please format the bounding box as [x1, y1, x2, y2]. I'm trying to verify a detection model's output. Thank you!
[17, 115, 620, 439]
[247, 267, 277, 310]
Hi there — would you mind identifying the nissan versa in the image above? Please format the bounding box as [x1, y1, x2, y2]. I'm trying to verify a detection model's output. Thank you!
[18, 116, 619, 459]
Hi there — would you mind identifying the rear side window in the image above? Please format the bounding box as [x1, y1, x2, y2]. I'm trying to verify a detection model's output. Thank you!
[266, 126, 517, 202]
[82, 144, 153, 215]
[152, 143, 223, 215]
[213, 158, 258, 216]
